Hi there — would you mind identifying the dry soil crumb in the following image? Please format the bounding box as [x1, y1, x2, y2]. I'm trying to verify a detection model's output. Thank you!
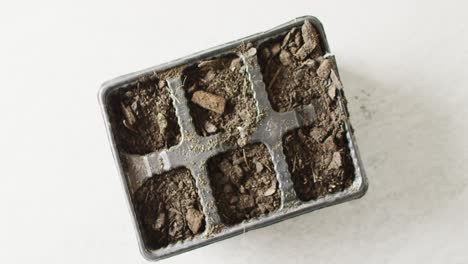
[183, 54, 257, 146]
[108, 75, 180, 154]
[258, 19, 325, 112]
[207, 143, 280, 225]
[134, 168, 205, 249]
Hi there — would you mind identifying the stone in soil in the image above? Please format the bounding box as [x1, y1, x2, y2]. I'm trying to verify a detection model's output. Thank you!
[257, 19, 326, 112]
[207, 143, 280, 225]
[183, 54, 257, 145]
[134, 168, 205, 249]
[108, 75, 180, 155]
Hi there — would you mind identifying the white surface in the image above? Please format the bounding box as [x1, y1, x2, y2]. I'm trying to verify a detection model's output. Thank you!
[1, 0, 467, 263]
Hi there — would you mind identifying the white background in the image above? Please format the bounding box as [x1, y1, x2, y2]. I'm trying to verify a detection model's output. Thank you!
[1, 0, 467, 263]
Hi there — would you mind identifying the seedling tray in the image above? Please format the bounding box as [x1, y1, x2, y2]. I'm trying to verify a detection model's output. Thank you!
[99, 15, 368, 261]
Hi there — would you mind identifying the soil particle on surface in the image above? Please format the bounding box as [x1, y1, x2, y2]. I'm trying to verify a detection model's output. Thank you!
[258, 19, 326, 112]
[183, 54, 257, 146]
[134, 168, 205, 249]
[108, 75, 180, 155]
[207, 143, 280, 225]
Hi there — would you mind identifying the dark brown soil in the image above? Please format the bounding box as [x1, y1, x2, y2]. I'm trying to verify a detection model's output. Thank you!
[257, 19, 325, 112]
[108, 75, 181, 155]
[283, 111, 355, 201]
[183, 54, 257, 146]
[255, 20, 354, 201]
[134, 168, 205, 249]
[110, 20, 356, 247]
[207, 143, 280, 225]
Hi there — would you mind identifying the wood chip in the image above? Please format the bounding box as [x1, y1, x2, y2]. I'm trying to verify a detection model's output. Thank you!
[156, 113, 168, 134]
[328, 84, 336, 99]
[281, 31, 293, 48]
[294, 31, 302, 47]
[301, 20, 317, 47]
[246, 47, 257, 57]
[255, 161, 264, 173]
[203, 70, 216, 83]
[330, 69, 343, 89]
[263, 180, 277, 196]
[204, 121, 217, 133]
[300, 59, 316, 68]
[323, 136, 338, 152]
[271, 43, 281, 57]
[296, 20, 318, 60]
[328, 151, 343, 170]
[152, 213, 165, 231]
[230, 58, 242, 71]
[123, 120, 137, 133]
[158, 80, 166, 88]
[317, 59, 332, 79]
[185, 208, 204, 234]
[279, 50, 293, 66]
[191, 91, 225, 114]
[121, 102, 136, 126]
[198, 59, 220, 68]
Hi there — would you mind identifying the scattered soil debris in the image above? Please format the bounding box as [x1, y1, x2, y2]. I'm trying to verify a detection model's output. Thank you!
[183, 54, 257, 146]
[258, 19, 326, 112]
[134, 168, 205, 249]
[207, 143, 280, 225]
[108, 75, 180, 154]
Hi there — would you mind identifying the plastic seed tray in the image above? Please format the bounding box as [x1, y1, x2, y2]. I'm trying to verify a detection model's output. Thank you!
[99, 15, 368, 261]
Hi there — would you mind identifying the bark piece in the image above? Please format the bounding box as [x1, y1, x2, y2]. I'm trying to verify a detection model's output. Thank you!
[156, 113, 168, 134]
[279, 50, 293, 66]
[204, 121, 217, 134]
[317, 59, 332, 79]
[246, 47, 257, 57]
[328, 84, 336, 99]
[271, 43, 281, 57]
[121, 102, 136, 126]
[330, 69, 343, 89]
[296, 20, 318, 60]
[263, 180, 277, 196]
[191, 91, 226, 114]
[328, 151, 343, 170]
[186, 208, 204, 234]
